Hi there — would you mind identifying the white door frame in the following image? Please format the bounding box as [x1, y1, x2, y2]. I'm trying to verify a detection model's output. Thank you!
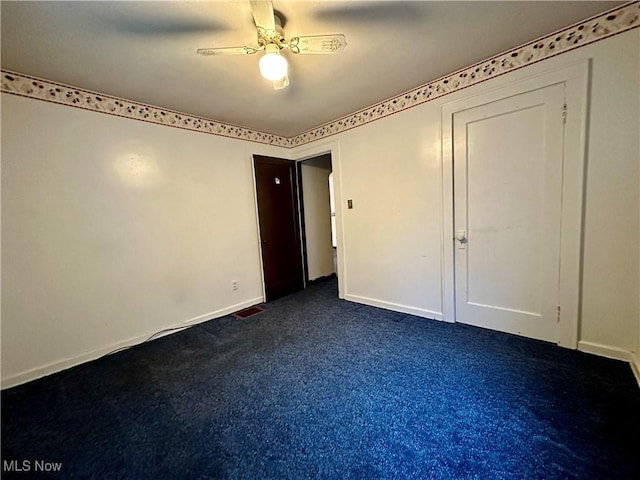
[289, 139, 346, 299]
[441, 61, 589, 349]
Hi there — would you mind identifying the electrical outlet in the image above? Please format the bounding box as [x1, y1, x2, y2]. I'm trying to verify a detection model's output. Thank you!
[231, 280, 238, 291]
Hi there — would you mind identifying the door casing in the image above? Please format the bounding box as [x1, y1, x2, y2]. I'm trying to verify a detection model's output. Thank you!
[251, 139, 346, 301]
[441, 61, 589, 349]
[290, 139, 346, 299]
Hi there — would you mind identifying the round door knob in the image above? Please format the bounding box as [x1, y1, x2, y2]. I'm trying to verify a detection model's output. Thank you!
[456, 231, 467, 243]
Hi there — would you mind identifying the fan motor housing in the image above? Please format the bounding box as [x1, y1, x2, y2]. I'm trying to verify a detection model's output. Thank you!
[257, 11, 286, 48]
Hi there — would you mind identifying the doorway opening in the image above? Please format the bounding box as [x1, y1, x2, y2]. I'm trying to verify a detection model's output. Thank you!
[297, 154, 337, 291]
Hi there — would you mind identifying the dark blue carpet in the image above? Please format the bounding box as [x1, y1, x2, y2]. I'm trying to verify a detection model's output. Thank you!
[2, 279, 639, 479]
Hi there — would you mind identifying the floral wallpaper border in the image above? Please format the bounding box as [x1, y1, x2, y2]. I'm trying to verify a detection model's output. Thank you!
[0, 72, 290, 147]
[289, 1, 640, 147]
[1, 1, 638, 148]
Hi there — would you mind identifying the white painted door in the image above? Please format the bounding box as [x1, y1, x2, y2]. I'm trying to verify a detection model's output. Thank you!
[453, 84, 565, 342]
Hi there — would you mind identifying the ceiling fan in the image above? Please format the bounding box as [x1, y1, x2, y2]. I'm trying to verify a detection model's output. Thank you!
[196, 0, 346, 90]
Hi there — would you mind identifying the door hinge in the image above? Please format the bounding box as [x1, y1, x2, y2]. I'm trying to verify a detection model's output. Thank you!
[556, 305, 561, 322]
[562, 104, 567, 124]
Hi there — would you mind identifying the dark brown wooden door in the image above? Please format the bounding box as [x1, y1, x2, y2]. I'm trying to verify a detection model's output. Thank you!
[254, 155, 304, 301]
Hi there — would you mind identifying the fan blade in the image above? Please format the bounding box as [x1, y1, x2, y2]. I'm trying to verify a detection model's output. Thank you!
[288, 35, 346, 54]
[196, 46, 259, 56]
[313, 3, 426, 25]
[273, 74, 289, 90]
[249, 0, 276, 33]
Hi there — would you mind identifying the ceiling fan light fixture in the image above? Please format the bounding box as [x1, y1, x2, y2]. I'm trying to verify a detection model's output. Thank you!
[259, 44, 288, 81]
[196, 0, 346, 88]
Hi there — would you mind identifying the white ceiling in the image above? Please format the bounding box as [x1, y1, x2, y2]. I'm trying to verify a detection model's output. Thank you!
[1, 1, 624, 137]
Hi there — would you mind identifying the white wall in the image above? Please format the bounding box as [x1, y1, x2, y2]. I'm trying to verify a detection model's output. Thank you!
[336, 106, 444, 318]
[300, 155, 334, 281]
[1, 95, 289, 387]
[579, 31, 639, 357]
[2, 29, 638, 388]
[313, 29, 640, 356]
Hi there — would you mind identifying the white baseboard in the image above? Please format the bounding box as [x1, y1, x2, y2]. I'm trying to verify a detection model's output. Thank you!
[578, 341, 640, 389]
[343, 293, 442, 320]
[1, 297, 263, 390]
[577, 341, 633, 362]
[181, 297, 263, 326]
